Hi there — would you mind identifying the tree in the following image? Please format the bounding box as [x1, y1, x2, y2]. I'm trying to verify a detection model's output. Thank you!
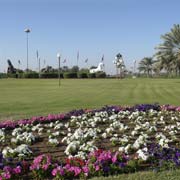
[138, 57, 154, 77]
[155, 24, 180, 76]
[71, 66, 79, 72]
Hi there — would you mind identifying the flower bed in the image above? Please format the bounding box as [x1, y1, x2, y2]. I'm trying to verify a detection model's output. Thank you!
[1, 104, 180, 179]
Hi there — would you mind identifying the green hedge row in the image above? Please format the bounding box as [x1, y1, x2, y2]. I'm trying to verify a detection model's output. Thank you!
[0, 73, 8, 78]
[5, 72, 106, 79]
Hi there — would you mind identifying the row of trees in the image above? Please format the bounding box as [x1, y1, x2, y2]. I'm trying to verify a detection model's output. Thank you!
[138, 24, 180, 77]
[4, 65, 107, 79]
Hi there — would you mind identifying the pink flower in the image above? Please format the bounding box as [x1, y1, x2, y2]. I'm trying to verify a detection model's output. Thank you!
[2, 172, 11, 179]
[13, 166, 21, 174]
[42, 164, 49, 170]
[112, 152, 118, 163]
[57, 166, 64, 176]
[73, 166, 81, 176]
[51, 168, 58, 176]
[82, 166, 89, 176]
[95, 165, 100, 171]
[82, 166, 89, 173]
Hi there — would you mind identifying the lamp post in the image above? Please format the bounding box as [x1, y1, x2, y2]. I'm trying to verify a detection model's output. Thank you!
[57, 53, 61, 86]
[24, 28, 31, 72]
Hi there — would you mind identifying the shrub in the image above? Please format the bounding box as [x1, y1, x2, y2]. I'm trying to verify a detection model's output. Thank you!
[77, 72, 88, 78]
[17, 73, 24, 78]
[23, 72, 39, 78]
[64, 72, 77, 78]
[40, 73, 63, 78]
[95, 72, 106, 78]
[7, 73, 18, 78]
[0, 73, 7, 78]
[88, 73, 96, 78]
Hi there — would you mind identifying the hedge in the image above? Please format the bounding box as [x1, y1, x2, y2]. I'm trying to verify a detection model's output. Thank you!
[95, 72, 106, 78]
[77, 72, 88, 78]
[23, 72, 39, 78]
[63, 72, 77, 78]
[40, 73, 63, 78]
[88, 73, 96, 78]
[0, 73, 8, 78]
[7, 73, 18, 78]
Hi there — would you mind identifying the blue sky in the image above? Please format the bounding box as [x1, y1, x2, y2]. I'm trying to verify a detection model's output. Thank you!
[0, 0, 180, 74]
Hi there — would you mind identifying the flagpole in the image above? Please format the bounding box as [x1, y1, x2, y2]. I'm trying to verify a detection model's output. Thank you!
[18, 60, 20, 70]
[39, 57, 41, 78]
[77, 51, 79, 67]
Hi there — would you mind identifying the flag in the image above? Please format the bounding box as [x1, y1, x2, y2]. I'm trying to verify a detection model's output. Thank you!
[36, 50, 39, 59]
[63, 59, 66, 63]
[101, 54, 104, 62]
[18, 60, 21, 64]
[85, 58, 88, 63]
[77, 51, 79, 60]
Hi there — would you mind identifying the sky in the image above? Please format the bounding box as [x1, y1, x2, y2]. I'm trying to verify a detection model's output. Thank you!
[0, 0, 180, 74]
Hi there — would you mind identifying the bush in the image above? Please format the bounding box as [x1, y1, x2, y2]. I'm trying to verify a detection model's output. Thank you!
[95, 72, 106, 78]
[77, 72, 88, 78]
[7, 73, 18, 78]
[0, 73, 7, 78]
[23, 72, 39, 78]
[88, 73, 96, 78]
[40, 73, 63, 78]
[64, 72, 77, 78]
[17, 73, 24, 78]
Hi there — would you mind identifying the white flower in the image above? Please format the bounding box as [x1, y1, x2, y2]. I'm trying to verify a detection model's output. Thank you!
[12, 128, 22, 136]
[137, 149, 149, 161]
[119, 146, 125, 152]
[54, 123, 64, 130]
[49, 138, 59, 145]
[101, 133, 107, 139]
[64, 141, 80, 156]
[0, 129, 5, 142]
[52, 131, 60, 137]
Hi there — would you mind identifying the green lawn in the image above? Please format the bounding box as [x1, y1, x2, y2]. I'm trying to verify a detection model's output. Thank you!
[0, 78, 180, 120]
[90, 169, 180, 180]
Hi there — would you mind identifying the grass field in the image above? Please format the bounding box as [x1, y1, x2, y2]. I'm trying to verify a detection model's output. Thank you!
[1, 78, 180, 179]
[90, 169, 180, 180]
[1, 78, 180, 120]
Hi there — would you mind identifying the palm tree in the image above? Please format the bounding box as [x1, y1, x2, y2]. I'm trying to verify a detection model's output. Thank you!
[138, 57, 154, 77]
[155, 24, 180, 76]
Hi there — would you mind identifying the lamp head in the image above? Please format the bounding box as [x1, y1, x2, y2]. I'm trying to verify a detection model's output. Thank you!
[24, 28, 31, 33]
[57, 53, 61, 58]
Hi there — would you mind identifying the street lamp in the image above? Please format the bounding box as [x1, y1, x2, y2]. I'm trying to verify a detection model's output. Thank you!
[24, 28, 31, 72]
[57, 53, 61, 86]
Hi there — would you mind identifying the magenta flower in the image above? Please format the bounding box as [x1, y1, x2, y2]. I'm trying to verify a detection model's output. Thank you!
[51, 168, 58, 176]
[95, 165, 100, 171]
[2, 171, 11, 179]
[13, 166, 21, 174]
[112, 152, 118, 163]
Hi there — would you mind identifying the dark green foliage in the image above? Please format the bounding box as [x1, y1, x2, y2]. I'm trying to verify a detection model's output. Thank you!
[77, 72, 88, 78]
[7, 73, 18, 78]
[40, 73, 63, 78]
[70, 66, 79, 73]
[63, 72, 77, 78]
[88, 73, 96, 78]
[95, 72, 106, 78]
[0, 73, 7, 78]
[23, 72, 39, 78]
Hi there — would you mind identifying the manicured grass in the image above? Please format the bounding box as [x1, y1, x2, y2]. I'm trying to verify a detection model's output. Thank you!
[1, 78, 180, 120]
[90, 169, 180, 180]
